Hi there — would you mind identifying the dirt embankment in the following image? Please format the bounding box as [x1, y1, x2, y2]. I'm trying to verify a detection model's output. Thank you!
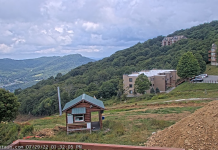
[146, 100, 218, 150]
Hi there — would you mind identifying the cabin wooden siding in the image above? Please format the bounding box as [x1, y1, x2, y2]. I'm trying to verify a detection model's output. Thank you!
[66, 100, 102, 123]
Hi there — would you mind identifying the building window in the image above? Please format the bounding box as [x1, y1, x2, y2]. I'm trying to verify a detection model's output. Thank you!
[164, 42, 166, 46]
[129, 78, 132, 82]
[129, 84, 132, 88]
[153, 84, 154, 86]
[168, 41, 170, 45]
[129, 90, 133, 94]
[74, 114, 84, 122]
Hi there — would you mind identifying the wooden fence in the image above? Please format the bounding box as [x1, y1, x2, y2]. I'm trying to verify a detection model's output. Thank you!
[3, 140, 185, 150]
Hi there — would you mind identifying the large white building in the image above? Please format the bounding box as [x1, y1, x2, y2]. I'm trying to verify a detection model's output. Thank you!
[123, 69, 179, 97]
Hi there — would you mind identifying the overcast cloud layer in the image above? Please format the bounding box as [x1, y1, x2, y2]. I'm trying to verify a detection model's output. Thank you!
[0, 0, 217, 59]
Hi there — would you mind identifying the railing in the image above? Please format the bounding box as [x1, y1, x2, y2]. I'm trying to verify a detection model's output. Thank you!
[5, 140, 184, 150]
[175, 78, 185, 86]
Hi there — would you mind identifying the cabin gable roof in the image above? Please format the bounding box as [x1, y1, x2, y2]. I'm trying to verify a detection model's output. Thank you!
[62, 94, 105, 111]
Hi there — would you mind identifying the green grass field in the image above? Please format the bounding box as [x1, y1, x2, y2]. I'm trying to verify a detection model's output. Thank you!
[143, 106, 202, 114]
[205, 64, 218, 75]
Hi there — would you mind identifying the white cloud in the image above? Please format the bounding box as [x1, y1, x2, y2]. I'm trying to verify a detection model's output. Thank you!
[82, 22, 100, 31]
[76, 46, 100, 53]
[35, 48, 56, 54]
[0, 0, 218, 59]
[55, 27, 64, 33]
[0, 44, 12, 53]
[12, 38, 26, 45]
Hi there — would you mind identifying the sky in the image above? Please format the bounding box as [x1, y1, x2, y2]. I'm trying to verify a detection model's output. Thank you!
[0, 0, 218, 60]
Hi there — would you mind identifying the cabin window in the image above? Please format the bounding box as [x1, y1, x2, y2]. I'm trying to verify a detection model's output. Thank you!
[129, 78, 132, 82]
[129, 84, 132, 88]
[129, 90, 133, 94]
[74, 114, 84, 122]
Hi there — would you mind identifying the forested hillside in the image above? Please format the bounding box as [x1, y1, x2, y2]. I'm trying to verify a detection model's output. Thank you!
[17, 21, 218, 116]
[0, 54, 94, 91]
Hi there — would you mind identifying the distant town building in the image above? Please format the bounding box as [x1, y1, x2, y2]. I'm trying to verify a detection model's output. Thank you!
[162, 35, 187, 46]
[123, 69, 179, 97]
[208, 43, 217, 65]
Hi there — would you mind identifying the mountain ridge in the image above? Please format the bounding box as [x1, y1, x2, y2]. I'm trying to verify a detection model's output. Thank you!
[17, 20, 218, 116]
[0, 54, 94, 91]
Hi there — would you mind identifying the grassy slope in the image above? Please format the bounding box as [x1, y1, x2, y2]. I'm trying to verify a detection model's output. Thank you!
[26, 101, 206, 146]
[16, 81, 218, 145]
[172, 82, 218, 92]
[205, 64, 218, 75]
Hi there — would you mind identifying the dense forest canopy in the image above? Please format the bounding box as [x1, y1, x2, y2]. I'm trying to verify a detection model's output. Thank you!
[17, 21, 218, 116]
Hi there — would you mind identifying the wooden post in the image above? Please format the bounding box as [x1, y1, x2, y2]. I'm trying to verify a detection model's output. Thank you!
[99, 111, 102, 129]
[66, 112, 68, 134]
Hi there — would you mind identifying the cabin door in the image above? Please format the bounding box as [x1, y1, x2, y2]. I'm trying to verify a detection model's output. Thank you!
[67, 114, 73, 124]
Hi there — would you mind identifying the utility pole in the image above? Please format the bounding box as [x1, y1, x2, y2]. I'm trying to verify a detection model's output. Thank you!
[57, 87, 62, 116]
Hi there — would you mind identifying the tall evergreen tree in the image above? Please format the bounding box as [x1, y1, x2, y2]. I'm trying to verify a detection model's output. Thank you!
[150, 87, 155, 94]
[177, 52, 200, 79]
[155, 87, 160, 94]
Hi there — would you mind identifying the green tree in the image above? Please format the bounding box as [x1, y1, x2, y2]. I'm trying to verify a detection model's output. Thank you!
[99, 81, 116, 98]
[116, 79, 124, 100]
[74, 89, 84, 98]
[156, 87, 160, 93]
[195, 53, 206, 74]
[177, 52, 200, 79]
[55, 73, 63, 80]
[14, 88, 22, 95]
[214, 43, 218, 63]
[0, 89, 20, 122]
[134, 74, 150, 94]
[150, 87, 155, 94]
[86, 83, 98, 92]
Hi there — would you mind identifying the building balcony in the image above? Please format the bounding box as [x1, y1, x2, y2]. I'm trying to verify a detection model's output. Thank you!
[208, 50, 211, 53]
[208, 58, 211, 61]
[208, 54, 211, 57]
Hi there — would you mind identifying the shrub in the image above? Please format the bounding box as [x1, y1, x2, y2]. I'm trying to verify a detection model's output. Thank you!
[20, 125, 34, 136]
[156, 87, 160, 93]
[0, 122, 20, 145]
[150, 87, 155, 94]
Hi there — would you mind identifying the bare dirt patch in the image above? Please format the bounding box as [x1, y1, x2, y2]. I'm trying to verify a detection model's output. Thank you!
[33, 126, 66, 138]
[146, 100, 218, 150]
[34, 128, 55, 137]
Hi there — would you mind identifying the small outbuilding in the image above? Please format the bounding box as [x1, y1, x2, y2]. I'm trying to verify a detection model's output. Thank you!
[62, 94, 105, 134]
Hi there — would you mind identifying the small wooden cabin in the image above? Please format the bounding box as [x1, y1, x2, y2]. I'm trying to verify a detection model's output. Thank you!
[62, 94, 105, 134]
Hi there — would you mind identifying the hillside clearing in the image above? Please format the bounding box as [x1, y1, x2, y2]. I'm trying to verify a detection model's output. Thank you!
[7, 100, 209, 147]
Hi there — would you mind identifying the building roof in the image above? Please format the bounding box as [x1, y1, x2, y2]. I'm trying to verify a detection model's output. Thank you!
[163, 35, 186, 41]
[62, 93, 105, 111]
[72, 107, 86, 114]
[127, 69, 176, 77]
